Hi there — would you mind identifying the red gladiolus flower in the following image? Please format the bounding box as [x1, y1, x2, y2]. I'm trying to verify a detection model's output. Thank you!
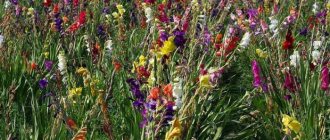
[78, 11, 87, 26]
[113, 61, 121, 72]
[66, 117, 77, 130]
[67, 22, 79, 32]
[30, 62, 37, 70]
[66, 11, 87, 33]
[225, 36, 240, 53]
[73, 0, 79, 7]
[282, 29, 295, 50]
[137, 66, 150, 79]
[53, 4, 59, 13]
[43, 0, 52, 7]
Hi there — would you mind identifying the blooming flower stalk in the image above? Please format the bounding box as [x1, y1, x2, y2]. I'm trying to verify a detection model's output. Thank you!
[321, 67, 329, 91]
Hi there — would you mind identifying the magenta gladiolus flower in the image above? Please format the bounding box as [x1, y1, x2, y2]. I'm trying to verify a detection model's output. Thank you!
[321, 67, 329, 91]
[284, 72, 298, 92]
[252, 60, 262, 88]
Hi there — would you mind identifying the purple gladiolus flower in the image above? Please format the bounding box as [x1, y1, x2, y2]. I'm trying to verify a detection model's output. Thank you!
[299, 27, 308, 36]
[55, 18, 63, 32]
[160, 31, 169, 42]
[102, 7, 110, 14]
[173, 29, 186, 47]
[147, 99, 157, 111]
[321, 67, 329, 91]
[127, 81, 147, 110]
[39, 79, 48, 89]
[44, 60, 53, 71]
[162, 102, 175, 125]
[284, 94, 292, 100]
[247, 9, 258, 19]
[203, 27, 211, 46]
[11, 0, 18, 5]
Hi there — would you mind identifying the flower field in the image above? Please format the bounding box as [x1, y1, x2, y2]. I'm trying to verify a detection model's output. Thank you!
[1, 0, 330, 139]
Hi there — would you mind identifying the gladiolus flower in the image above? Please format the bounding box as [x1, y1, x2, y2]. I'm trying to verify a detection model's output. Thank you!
[252, 60, 262, 88]
[165, 118, 182, 140]
[148, 87, 160, 100]
[256, 49, 268, 58]
[160, 36, 176, 56]
[163, 84, 173, 97]
[200, 74, 212, 88]
[58, 52, 67, 75]
[145, 0, 155, 4]
[76, 67, 89, 76]
[43, 0, 52, 7]
[73, 0, 78, 7]
[284, 72, 298, 92]
[31, 62, 37, 70]
[0, 35, 4, 46]
[289, 51, 300, 68]
[113, 61, 121, 72]
[282, 29, 294, 50]
[321, 67, 329, 91]
[163, 101, 175, 125]
[239, 32, 251, 49]
[44, 60, 53, 71]
[282, 114, 301, 134]
[69, 87, 83, 99]
[66, 117, 78, 130]
[39, 79, 48, 89]
[144, 7, 153, 23]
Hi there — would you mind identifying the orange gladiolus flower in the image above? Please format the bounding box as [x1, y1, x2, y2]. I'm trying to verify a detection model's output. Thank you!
[148, 87, 160, 100]
[30, 62, 37, 70]
[163, 84, 173, 97]
[113, 61, 121, 72]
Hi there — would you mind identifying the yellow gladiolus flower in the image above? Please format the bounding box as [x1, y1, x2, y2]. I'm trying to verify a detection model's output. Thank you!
[116, 4, 125, 15]
[282, 114, 301, 134]
[256, 49, 268, 58]
[160, 36, 176, 56]
[165, 118, 182, 140]
[112, 12, 119, 19]
[76, 67, 89, 77]
[139, 55, 147, 66]
[43, 52, 49, 58]
[68, 87, 83, 99]
[200, 74, 212, 88]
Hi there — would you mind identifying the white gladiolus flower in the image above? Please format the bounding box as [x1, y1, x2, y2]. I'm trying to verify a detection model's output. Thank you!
[312, 50, 321, 62]
[58, 52, 67, 75]
[0, 35, 4, 47]
[312, 3, 319, 14]
[172, 77, 183, 109]
[83, 35, 91, 52]
[198, 15, 206, 26]
[313, 41, 322, 49]
[239, 32, 251, 48]
[269, 17, 278, 32]
[289, 51, 300, 68]
[105, 39, 113, 55]
[144, 7, 153, 23]
[4, 1, 10, 9]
